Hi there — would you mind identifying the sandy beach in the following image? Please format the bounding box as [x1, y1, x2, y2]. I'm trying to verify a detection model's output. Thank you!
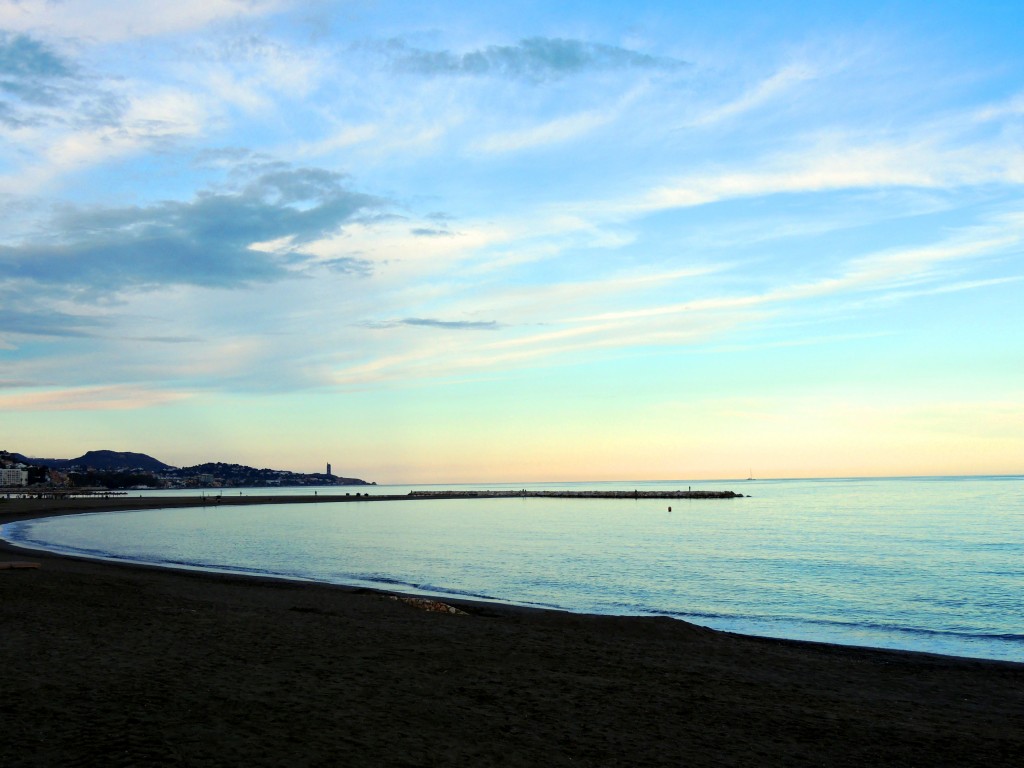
[2, 497, 1022, 767]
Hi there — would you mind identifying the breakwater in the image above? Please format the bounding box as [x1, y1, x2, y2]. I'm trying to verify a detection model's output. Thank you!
[407, 489, 745, 499]
[1, 489, 744, 523]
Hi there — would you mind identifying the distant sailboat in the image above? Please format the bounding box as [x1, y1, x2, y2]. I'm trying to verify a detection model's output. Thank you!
[746, 468, 754, 481]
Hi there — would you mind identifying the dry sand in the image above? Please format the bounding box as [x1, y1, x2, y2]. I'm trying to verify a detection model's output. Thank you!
[2, 497, 1022, 767]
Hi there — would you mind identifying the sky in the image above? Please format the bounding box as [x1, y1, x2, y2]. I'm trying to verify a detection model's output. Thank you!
[1, 1, 1022, 483]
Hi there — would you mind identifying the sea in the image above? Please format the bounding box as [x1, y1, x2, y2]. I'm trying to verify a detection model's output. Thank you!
[3, 476, 1022, 663]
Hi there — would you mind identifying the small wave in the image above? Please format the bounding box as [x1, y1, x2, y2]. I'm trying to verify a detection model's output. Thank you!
[5, 536, 125, 562]
[646, 607, 744, 622]
[518, 599, 565, 610]
[352, 575, 505, 602]
[799, 615, 1024, 643]
[154, 558, 305, 579]
[356, 574, 412, 587]
[412, 583, 499, 601]
[645, 608, 1024, 644]
[851, 621, 1024, 644]
[343, 574, 560, 608]
[0, 535, 319, 583]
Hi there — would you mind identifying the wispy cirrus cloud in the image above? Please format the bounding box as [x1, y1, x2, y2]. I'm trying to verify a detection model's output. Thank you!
[320, 202, 1024, 389]
[573, 212, 1024, 326]
[687, 63, 817, 128]
[573, 123, 1024, 224]
[471, 107, 616, 154]
[0, 384, 191, 411]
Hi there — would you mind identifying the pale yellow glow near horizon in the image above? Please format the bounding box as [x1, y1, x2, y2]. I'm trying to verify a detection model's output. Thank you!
[5, 388, 1021, 484]
[321, 395, 1024, 484]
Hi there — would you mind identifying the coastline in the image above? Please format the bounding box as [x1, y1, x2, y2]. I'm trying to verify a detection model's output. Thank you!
[2, 498, 1023, 766]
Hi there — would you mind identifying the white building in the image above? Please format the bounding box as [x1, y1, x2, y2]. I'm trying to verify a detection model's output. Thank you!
[1, 467, 29, 486]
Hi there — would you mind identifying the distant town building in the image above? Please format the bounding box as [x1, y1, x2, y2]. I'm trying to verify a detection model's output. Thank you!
[48, 468, 70, 487]
[326, 462, 332, 477]
[1, 467, 29, 486]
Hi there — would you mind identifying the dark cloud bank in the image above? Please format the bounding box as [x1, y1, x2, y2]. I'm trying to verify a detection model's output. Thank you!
[361, 318, 499, 331]
[0, 31, 77, 125]
[0, 166, 382, 338]
[401, 317, 498, 330]
[0, 31, 73, 80]
[0, 31, 127, 130]
[379, 37, 686, 81]
[2, 167, 380, 291]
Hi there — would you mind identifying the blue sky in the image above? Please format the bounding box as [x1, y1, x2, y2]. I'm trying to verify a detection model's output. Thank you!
[1, 1, 1022, 482]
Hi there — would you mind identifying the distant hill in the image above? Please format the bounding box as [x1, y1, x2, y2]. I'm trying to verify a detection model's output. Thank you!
[7, 449, 372, 487]
[172, 462, 371, 486]
[21, 450, 174, 473]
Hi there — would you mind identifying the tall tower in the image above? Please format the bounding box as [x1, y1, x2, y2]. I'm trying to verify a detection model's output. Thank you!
[326, 462, 332, 477]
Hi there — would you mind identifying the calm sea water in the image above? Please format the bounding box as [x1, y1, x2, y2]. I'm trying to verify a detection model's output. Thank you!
[4, 477, 1022, 662]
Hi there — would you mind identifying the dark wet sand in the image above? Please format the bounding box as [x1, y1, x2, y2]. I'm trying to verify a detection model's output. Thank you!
[2, 497, 1022, 767]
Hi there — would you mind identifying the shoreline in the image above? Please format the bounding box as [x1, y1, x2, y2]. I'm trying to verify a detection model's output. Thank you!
[1, 494, 1018, 661]
[3, 498, 1023, 766]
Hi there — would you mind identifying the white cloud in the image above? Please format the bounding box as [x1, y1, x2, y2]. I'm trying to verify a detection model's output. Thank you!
[0, 0, 290, 43]
[204, 70, 275, 114]
[0, 86, 206, 193]
[305, 217, 504, 282]
[3, 8, 1022, 415]
[185, 34, 329, 118]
